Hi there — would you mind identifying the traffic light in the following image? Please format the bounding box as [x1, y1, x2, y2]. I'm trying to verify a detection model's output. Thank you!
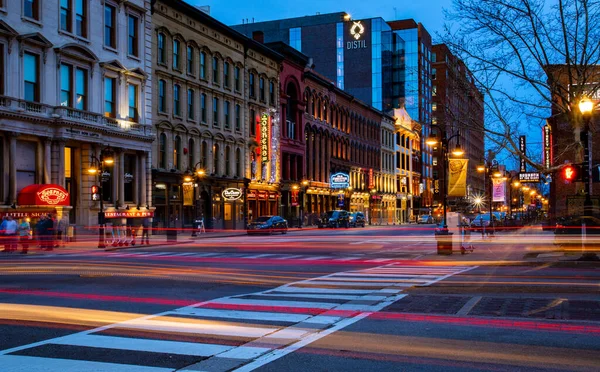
[562, 164, 581, 182]
[91, 185, 100, 201]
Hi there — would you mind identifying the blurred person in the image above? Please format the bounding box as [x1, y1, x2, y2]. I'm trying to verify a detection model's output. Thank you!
[18, 218, 31, 254]
[141, 217, 150, 245]
[50, 214, 58, 248]
[56, 216, 68, 248]
[3, 216, 18, 252]
[34, 215, 46, 250]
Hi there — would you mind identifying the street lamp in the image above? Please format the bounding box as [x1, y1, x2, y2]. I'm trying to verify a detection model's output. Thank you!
[88, 147, 115, 249]
[188, 162, 206, 236]
[579, 97, 596, 258]
[425, 129, 464, 230]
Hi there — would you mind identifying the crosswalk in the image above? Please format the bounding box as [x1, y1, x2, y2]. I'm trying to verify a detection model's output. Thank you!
[0, 264, 475, 371]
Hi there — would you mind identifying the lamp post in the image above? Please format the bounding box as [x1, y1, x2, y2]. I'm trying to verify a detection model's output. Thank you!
[187, 162, 205, 237]
[426, 130, 464, 230]
[299, 180, 308, 228]
[509, 179, 520, 219]
[87, 147, 115, 249]
[579, 97, 596, 259]
[477, 159, 501, 233]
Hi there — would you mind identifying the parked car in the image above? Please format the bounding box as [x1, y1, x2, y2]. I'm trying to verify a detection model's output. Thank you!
[318, 210, 350, 228]
[349, 212, 366, 227]
[247, 216, 288, 235]
[554, 216, 600, 249]
[470, 214, 498, 232]
[417, 215, 434, 224]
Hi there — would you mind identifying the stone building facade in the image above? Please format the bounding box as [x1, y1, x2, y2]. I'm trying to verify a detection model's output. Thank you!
[0, 0, 153, 227]
[151, 1, 281, 230]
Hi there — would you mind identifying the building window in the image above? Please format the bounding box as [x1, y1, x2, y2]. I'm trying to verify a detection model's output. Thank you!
[157, 33, 165, 64]
[432, 68, 436, 80]
[188, 138, 194, 169]
[158, 79, 166, 113]
[187, 45, 193, 74]
[174, 135, 181, 170]
[201, 93, 207, 122]
[128, 15, 138, 57]
[223, 61, 229, 88]
[269, 81, 275, 105]
[225, 146, 231, 176]
[213, 97, 219, 126]
[104, 77, 116, 117]
[250, 109, 256, 136]
[23, 52, 39, 102]
[60, 64, 72, 107]
[60, 0, 71, 32]
[213, 144, 219, 174]
[235, 104, 241, 132]
[432, 85, 437, 97]
[187, 89, 194, 120]
[201, 141, 207, 168]
[159, 133, 167, 168]
[24, 0, 40, 20]
[234, 66, 240, 92]
[173, 39, 180, 70]
[249, 73, 255, 98]
[200, 52, 206, 79]
[60, 63, 87, 110]
[224, 100, 230, 129]
[259, 77, 265, 101]
[128, 84, 138, 121]
[104, 4, 117, 48]
[235, 148, 241, 177]
[75, 0, 86, 37]
[173, 84, 181, 116]
[212, 56, 219, 84]
[289, 27, 302, 52]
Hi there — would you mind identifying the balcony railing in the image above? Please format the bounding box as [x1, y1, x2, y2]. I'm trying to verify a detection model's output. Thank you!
[0, 95, 152, 137]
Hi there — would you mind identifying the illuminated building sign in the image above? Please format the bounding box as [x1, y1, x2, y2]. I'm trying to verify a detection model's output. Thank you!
[347, 21, 367, 49]
[368, 168, 374, 189]
[105, 211, 154, 218]
[519, 172, 541, 183]
[543, 124, 552, 169]
[330, 172, 350, 189]
[222, 188, 242, 201]
[519, 136, 526, 172]
[260, 113, 270, 163]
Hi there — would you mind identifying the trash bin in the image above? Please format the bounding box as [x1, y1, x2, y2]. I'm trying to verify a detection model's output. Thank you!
[166, 227, 177, 242]
[435, 229, 453, 255]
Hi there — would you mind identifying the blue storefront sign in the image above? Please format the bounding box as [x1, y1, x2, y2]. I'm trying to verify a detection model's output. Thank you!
[330, 172, 350, 189]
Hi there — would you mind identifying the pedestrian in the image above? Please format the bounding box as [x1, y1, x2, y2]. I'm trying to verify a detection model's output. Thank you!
[50, 214, 58, 248]
[34, 215, 46, 250]
[3, 216, 18, 252]
[18, 218, 31, 254]
[42, 214, 54, 251]
[0, 216, 7, 251]
[56, 216, 68, 248]
[141, 217, 150, 245]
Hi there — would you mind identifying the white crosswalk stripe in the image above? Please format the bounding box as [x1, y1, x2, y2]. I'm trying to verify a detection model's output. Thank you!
[0, 263, 476, 371]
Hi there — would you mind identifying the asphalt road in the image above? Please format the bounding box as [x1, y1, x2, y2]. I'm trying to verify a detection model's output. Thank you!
[0, 225, 598, 371]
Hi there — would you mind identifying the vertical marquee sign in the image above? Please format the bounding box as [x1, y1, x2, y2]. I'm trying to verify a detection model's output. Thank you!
[543, 124, 552, 169]
[519, 136, 527, 173]
[259, 113, 270, 163]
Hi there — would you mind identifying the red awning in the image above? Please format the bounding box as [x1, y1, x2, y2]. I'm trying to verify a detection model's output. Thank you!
[17, 184, 71, 206]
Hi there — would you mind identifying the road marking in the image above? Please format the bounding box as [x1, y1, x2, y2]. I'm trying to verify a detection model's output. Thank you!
[119, 318, 276, 338]
[257, 293, 361, 301]
[0, 355, 172, 372]
[173, 308, 310, 323]
[456, 296, 483, 316]
[51, 333, 236, 357]
[210, 298, 337, 310]
[272, 287, 373, 294]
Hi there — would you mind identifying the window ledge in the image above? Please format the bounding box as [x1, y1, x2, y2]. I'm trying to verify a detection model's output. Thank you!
[186, 118, 196, 124]
[173, 114, 183, 120]
[22, 16, 42, 27]
[103, 45, 118, 54]
[128, 54, 141, 62]
[157, 111, 169, 117]
[186, 72, 196, 79]
[157, 62, 168, 68]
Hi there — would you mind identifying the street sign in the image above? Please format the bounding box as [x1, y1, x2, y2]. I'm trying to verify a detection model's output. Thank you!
[518, 172, 540, 183]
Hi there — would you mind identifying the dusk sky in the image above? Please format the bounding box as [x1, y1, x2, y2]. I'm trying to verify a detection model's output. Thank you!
[190, 0, 451, 38]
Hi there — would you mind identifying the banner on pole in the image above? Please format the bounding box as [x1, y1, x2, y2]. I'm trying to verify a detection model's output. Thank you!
[448, 159, 469, 197]
[492, 178, 506, 202]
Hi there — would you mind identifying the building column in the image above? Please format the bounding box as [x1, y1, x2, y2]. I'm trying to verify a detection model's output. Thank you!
[8, 133, 17, 204]
[307, 131, 313, 181]
[139, 151, 147, 207]
[56, 140, 66, 188]
[118, 150, 125, 208]
[43, 138, 52, 184]
[315, 133, 321, 182]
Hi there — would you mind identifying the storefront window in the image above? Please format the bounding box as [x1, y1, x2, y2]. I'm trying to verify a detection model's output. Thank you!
[124, 154, 135, 202]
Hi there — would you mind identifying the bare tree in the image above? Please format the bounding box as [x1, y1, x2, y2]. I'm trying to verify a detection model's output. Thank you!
[443, 0, 600, 171]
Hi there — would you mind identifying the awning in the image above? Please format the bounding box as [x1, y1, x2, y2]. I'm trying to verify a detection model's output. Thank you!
[17, 184, 71, 206]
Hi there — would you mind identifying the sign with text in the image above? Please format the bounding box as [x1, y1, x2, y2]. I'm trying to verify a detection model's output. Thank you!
[543, 124, 552, 169]
[347, 21, 367, 49]
[260, 113, 270, 163]
[330, 172, 350, 189]
[492, 178, 506, 202]
[368, 169, 374, 189]
[104, 211, 154, 218]
[519, 172, 541, 183]
[519, 136, 527, 172]
[291, 190, 299, 207]
[448, 159, 469, 197]
[222, 188, 242, 201]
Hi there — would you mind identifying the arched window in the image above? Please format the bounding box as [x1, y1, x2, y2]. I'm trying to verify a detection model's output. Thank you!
[158, 33, 166, 64]
[158, 80, 166, 113]
[174, 135, 181, 170]
[213, 143, 219, 174]
[235, 148, 242, 177]
[173, 84, 181, 116]
[225, 146, 231, 176]
[201, 140, 207, 168]
[186, 45, 194, 75]
[159, 133, 167, 169]
[188, 138, 194, 169]
[173, 39, 180, 70]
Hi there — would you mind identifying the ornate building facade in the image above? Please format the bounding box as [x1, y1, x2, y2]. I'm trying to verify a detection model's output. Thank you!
[0, 0, 153, 226]
[151, 1, 281, 230]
